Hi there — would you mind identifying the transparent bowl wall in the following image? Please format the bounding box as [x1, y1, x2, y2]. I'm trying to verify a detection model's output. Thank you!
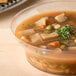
[11, 2, 76, 75]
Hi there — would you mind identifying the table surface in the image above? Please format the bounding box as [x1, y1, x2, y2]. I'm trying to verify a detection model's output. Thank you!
[0, 0, 76, 76]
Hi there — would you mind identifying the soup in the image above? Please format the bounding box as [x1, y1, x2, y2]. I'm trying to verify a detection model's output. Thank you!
[15, 11, 76, 75]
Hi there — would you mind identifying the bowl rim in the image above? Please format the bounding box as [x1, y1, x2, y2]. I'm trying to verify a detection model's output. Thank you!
[11, 1, 76, 53]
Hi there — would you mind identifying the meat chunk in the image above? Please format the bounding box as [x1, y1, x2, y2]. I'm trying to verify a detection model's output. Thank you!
[30, 33, 43, 43]
[55, 13, 67, 22]
[40, 32, 59, 40]
[21, 29, 35, 36]
[35, 17, 48, 26]
[46, 17, 55, 24]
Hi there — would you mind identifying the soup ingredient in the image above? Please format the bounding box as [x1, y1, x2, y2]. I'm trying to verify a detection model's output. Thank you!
[55, 13, 67, 22]
[45, 25, 53, 31]
[47, 41, 60, 47]
[52, 24, 61, 30]
[35, 17, 48, 26]
[29, 23, 35, 26]
[56, 25, 75, 39]
[40, 32, 59, 40]
[46, 17, 55, 24]
[21, 29, 35, 36]
[21, 36, 29, 42]
[30, 33, 43, 43]
[40, 25, 47, 29]
[60, 45, 67, 50]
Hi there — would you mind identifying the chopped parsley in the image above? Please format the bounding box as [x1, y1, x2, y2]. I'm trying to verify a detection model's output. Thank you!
[56, 25, 76, 39]
[28, 23, 35, 26]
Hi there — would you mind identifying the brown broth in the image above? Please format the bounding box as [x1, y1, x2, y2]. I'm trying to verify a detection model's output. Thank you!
[15, 11, 76, 38]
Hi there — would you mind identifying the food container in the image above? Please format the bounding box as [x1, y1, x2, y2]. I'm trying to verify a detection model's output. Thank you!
[0, 0, 27, 13]
[11, 1, 76, 75]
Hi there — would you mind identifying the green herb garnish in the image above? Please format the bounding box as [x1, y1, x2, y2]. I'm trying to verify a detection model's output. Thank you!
[60, 65, 69, 69]
[29, 23, 35, 26]
[56, 25, 76, 39]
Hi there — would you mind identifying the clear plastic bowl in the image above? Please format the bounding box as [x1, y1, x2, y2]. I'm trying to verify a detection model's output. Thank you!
[11, 1, 76, 75]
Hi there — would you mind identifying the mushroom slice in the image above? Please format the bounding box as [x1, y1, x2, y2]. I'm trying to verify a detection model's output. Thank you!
[35, 17, 48, 26]
[55, 13, 67, 22]
[30, 33, 43, 43]
[40, 32, 59, 40]
[21, 29, 35, 36]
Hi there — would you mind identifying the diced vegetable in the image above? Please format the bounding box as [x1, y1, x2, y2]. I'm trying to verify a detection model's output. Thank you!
[40, 25, 47, 29]
[45, 25, 53, 31]
[55, 13, 67, 22]
[35, 17, 48, 26]
[47, 41, 60, 47]
[21, 29, 35, 36]
[21, 36, 29, 42]
[60, 45, 67, 50]
[52, 24, 61, 30]
[30, 33, 43, 43]
[40, 32, 59, 40]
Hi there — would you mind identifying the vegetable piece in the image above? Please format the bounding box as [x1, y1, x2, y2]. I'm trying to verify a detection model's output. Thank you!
[21, 36, 29, 42]
[28, 23, 35, 26]
[40, 32, 59, 40]
[55, 13, 67, 22]
[60, 45, 67, 50]
[47, 41, 60, 47]
[52, 23, 61, 30]
[56, 25, 76, 39]
[30, 33, 43, 43]
[21, 29, 35, 36]
[45, 25, 53, 31]
[35, 17, 48, 26]
[40, 25, 46, 29]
